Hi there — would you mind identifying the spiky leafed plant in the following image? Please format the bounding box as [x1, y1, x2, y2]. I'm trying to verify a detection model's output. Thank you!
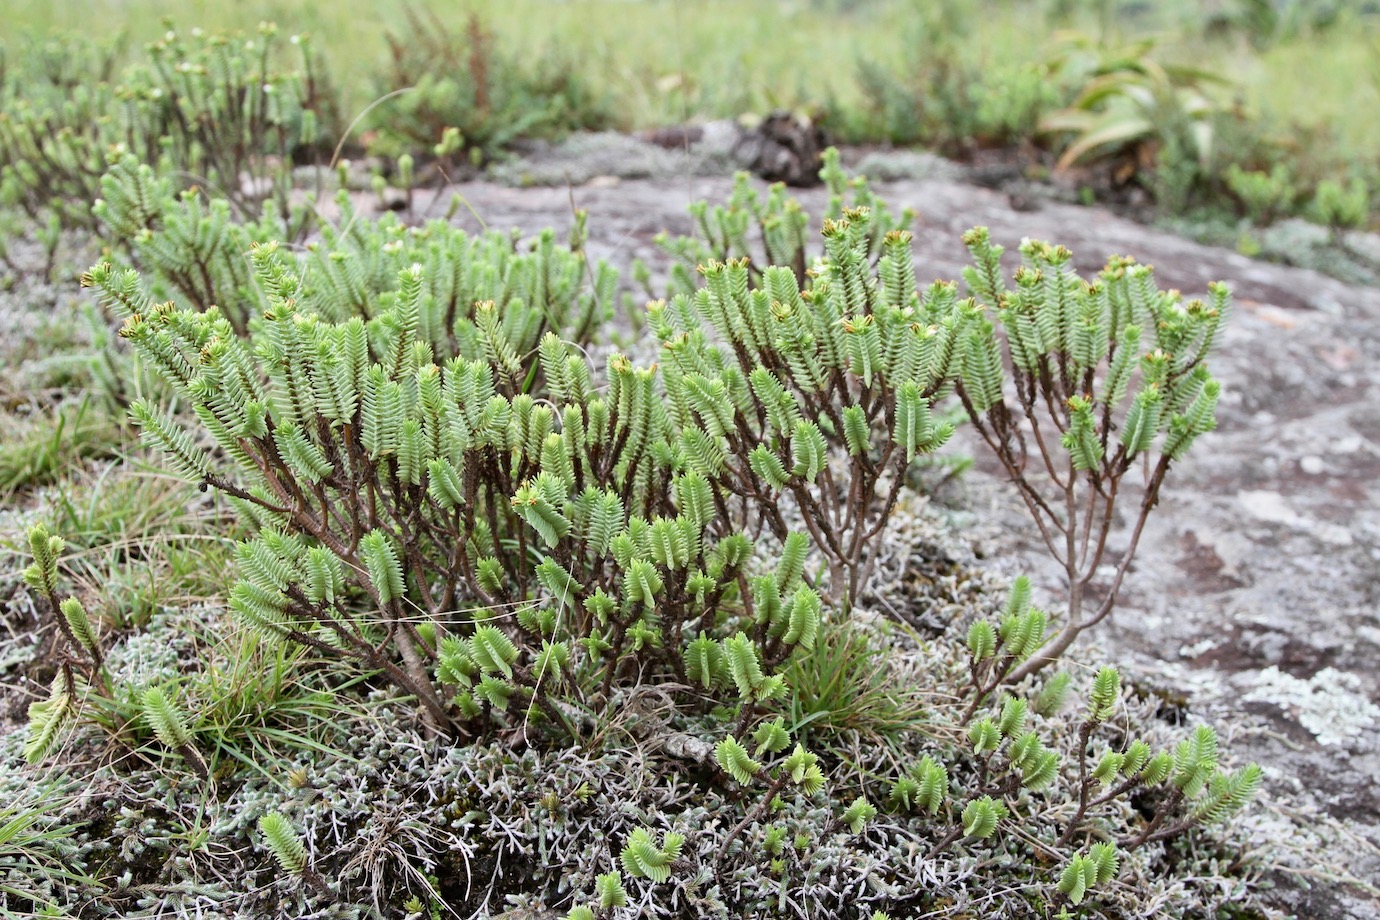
[957, 229, 1227, 680]
[656, 149, 913, 298]
[95, 158, 615, 342]
[81, 231, 829, 736]
[1, 23, 328, 244]
[50, 146, 1266, 909]
[651, 212, 959, 610]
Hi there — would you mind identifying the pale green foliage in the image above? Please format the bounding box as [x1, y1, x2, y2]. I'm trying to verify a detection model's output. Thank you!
[1058, 842, 1120, 905]
[781, 744, 826, 795]
[258, 812, 308, 876]
[888, 775, 921, 812]
[92, 156, 297, 332]
[1008, 730, 1060, 789]
[958, 227, 1228, 680]
[1192, 763, 1263, 825]
[1000, 603, 1047, 660]
[1172, 725, 1220, 796]
[1033, 671, 1073, 717]
[1311, 177, 1370, 231]
[86, 236, 831, 734]
[20, 524, 114, 761]
[1093, 749, 1128, 784]
[21, 523, 110, 758]
[961, 796, 1007, 839]
[24, 673, 77, 764]
[594, 871, 627, 909]
[891, 755, 948, 815]
[22, 522, 64, 598]
[685, 632, 724, 690]
[58, 598, 99, 657]
[129, 400, 213, 480]
[963, 579, 1056, 716]
[752, 717, 791, 757]
[651, 162, 961, 607]
[65, 146, 1265, 911]
[912, 757, 950, 815]
[1140, 752, 1175, 787]
[969, 717, 1002, 755]
[716, 736, 762, 785]
[1088, 666, 1122, 723]
[96, 170, 615, 343]
[141, 686, 193, 751]
[359, 531, 406, 605]
[723, 634, 767, 700]
[966, 620, 996, 661]
[467, 627, 520, 680]
[1224, 163, 1297, 225]
[620, 828, 684, 883]
[998, 696, 1028, 737]
[1, 24, 326, 249]
[841, 797, 877, 834]
[654, 152, 913, 293]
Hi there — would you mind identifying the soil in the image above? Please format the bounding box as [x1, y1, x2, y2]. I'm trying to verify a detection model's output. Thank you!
[404, 133, 1380, 917]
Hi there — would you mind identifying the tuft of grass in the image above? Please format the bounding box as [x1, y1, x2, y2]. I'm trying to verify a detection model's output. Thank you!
[0, 784, 96, 913]
[189, 621, 381, 780]
[0, 400, 124, 497]
[19, 464, 240, 630]
[784, 618, 942, 774]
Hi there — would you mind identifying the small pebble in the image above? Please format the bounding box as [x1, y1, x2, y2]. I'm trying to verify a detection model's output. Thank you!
[1300, 456, 1325, 475]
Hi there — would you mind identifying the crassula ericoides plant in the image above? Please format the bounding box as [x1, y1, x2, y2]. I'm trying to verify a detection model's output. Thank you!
[0, 23, 328, 265]
[78, 183, 977, 739]
[957, 228, 1228, 681]
[81, 236, 835, 736]
[17, 153, 1260, 913]
[78, 159, 1230, 740]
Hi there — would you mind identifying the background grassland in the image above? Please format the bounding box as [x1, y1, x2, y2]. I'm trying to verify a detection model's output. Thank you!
[5, 0, 904, 126]
[6, 0, 1378, 168]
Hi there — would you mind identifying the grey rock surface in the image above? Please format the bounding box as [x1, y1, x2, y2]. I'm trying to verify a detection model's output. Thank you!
[388, 162, 1380, 917]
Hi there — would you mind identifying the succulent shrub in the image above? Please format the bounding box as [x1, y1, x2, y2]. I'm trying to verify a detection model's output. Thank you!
[1224, 161, 1298, 225]
[24, 148, 1260, 914]
[0, 23, 329, 274]
[655, 149, 912, 297]
[77, 148, 986, 741]
[649, 216, 963, 609]
[93, 154, 614, 342]
[76, 142, 1232, 732]
[1310, 176, 1371, 234]
[652, 153, 1228, 676]
[0, 32, 122, 273]
[75, 198, 892, 742]
[81, 236, 828, 735]
[957, 229, 1228, 680]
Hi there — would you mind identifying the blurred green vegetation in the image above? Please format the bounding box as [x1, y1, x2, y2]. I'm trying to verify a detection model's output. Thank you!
[0, 0, 1376, 226]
